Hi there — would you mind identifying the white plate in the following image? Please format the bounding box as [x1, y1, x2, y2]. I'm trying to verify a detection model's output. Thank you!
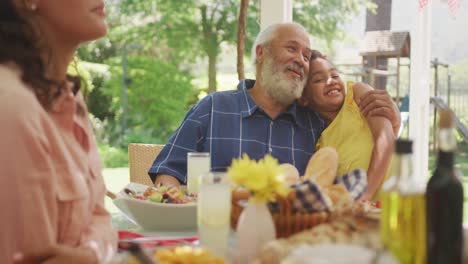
[113, 183, 197, 231]
[282, 244, 399, 264]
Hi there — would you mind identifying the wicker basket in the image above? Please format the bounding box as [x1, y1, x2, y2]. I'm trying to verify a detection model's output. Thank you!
[230, 191, 330, 238]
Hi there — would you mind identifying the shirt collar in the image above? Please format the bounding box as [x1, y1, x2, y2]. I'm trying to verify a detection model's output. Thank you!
[237, 79, 302, 126]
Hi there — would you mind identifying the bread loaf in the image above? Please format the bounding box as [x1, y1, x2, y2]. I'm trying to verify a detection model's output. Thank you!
[280, 163, 300, 186]
[323, 184, 352, 206]
[303, 147, 339, 186]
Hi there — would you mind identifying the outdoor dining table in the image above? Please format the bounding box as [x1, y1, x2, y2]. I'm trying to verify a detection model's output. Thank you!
[109, 210, 468, 264]
[109, 212, 238, 263]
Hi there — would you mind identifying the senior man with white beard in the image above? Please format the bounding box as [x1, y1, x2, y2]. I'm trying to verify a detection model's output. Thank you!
[148, 22, 400, 187]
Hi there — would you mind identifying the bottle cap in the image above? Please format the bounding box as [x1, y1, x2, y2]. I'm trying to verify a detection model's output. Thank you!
[395, 139, 413, 153]
[438, 108, 454, 129]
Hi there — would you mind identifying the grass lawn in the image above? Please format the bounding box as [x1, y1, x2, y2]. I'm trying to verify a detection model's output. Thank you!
[463, 177, 468, 222]
[459, 144, 468, 207]
[459, 144, 468, 221]
[456, 143, 468, 177]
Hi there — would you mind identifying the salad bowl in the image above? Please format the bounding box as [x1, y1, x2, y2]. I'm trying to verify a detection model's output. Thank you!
[113, 183, 197, 231]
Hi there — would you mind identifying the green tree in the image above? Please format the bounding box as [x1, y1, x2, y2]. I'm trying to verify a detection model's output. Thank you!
[451, 60, 468, 88]
[293, 0, 376, 53]
[102, 56, 194, 145]
[113, 0, 255, 94]
[79, 0, 375, 95]
[107, 0, 373, 92]
[75, 0, 378, 166]
[449, 59, 468, 119]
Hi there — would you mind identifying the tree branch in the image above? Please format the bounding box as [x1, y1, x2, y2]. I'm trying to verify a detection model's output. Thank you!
[237, 0, 249, 80]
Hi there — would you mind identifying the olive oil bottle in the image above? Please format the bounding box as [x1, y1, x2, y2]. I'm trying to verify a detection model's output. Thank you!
[380, 140, 412, 249]
[380, 139, 426, 264]
[396, 190, 426, 264]
[426, 109, 464, 264]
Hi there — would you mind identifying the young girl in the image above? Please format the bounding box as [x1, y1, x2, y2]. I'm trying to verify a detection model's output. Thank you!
[300, 50, 395, 200]
[0, 0, 116, 263]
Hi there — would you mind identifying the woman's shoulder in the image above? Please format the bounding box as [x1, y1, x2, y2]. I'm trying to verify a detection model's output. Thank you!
[0, 64, 47, 123]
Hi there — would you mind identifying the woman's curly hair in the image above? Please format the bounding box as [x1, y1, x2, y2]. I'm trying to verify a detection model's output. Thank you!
[0, 0, 79, 109]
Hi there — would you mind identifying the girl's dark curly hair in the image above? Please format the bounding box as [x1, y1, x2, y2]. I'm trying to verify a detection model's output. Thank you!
[0, 0, 79, 109]
[310, 49, 326, 61]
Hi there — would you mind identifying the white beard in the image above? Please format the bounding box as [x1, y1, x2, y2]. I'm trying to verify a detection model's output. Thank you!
[260, 55, 306, 106]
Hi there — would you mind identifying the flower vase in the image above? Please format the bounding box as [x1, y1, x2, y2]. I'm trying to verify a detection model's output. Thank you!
[236, 199, 276, 263]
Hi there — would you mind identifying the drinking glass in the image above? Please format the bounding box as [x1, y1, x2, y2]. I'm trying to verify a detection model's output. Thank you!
[197, 171, 231, 257]
[187, 152, 210, 194]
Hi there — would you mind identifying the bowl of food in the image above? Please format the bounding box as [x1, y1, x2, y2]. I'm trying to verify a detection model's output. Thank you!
[113, 183, 197, 231]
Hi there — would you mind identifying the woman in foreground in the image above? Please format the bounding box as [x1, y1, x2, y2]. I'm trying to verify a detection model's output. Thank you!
[0, 0, 116, 263]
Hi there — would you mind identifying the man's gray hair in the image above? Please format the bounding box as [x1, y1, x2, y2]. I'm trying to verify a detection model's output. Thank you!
[251, 22, 309, 69]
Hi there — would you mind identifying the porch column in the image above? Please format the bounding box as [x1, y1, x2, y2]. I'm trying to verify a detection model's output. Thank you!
[260, 0, 293, 30]
[409, 1, 432, 184]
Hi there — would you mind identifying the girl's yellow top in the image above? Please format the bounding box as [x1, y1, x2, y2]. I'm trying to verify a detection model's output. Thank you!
[316, 82, 390, 198]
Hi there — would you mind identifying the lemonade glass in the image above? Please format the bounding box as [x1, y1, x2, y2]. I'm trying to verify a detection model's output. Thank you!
[197, 171, 231, 257]
[187, 152, 210, 194]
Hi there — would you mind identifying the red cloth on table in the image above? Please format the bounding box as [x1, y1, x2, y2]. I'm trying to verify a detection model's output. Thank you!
[118, 230, 198, 249]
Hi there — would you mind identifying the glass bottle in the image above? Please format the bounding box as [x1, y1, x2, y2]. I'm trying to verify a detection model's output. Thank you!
[380, 139, 426, 264]
[426, 109, 464, 264]
[380, 139, 411, 248]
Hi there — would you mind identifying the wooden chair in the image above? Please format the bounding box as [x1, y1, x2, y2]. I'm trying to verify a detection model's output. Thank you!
[128, 143, 165, 186]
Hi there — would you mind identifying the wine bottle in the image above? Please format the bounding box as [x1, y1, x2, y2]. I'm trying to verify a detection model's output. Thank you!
[426, 109, 464, 264]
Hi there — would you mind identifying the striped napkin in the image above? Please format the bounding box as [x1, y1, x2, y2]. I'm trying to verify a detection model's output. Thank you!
[291, 169, 368, 213]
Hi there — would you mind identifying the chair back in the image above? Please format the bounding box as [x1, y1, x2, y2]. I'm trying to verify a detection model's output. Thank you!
[128, 143, 164, 186]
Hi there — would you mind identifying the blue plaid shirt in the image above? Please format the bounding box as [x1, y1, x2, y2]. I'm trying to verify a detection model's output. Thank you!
[148, 79, 325, 184]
